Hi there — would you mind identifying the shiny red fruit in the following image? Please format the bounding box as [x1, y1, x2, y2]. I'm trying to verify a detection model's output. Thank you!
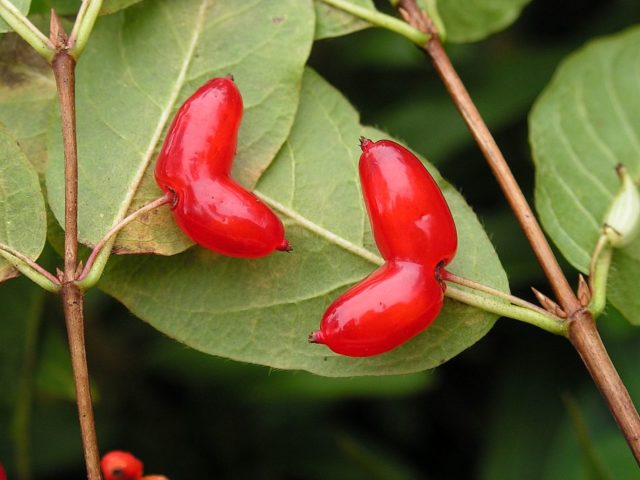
[359, 138, 457, 268]
[310, 261, 443, 356]
[155, 76, 289, 258]
[0, 462, 6, 480]
[311, 138, 457, 357]
[100, 451, 143, 480]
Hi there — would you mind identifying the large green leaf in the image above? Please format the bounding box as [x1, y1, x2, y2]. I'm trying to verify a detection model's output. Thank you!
[314, 0, 373, 40]
[433, 0, 531, 43]
[0, 0, 30, 33]
[530, 27, 640, 324]
[0, 34, 55, 172]
[46, 0, 315, 255]
[0, 129, 47, 282]
[98, 68, 507, 377]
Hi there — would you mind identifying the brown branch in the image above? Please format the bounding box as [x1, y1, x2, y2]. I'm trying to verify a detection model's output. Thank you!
[50, 11, 102, 480]
[394, 0, 640, 463]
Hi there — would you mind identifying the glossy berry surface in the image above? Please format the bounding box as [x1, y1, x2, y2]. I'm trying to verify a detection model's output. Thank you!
[155, 76, 289, 258]
[101, 451, 143, 480]
[311, 138, 457, 357]
[359, 138, 457, 268]
[310, 261, 443, 356]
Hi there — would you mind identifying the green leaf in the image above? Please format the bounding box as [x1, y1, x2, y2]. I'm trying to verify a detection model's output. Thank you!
[0, 0, 31, 33]
[98, 68, 507, 377]
[0, 34, 55, 172]
[0, 129, 47, 282]
[530, 27, 640, 324]
[28, 0, 77, 15]
[100, 0, 143, 15]
[45, 0, 315, 255]
[314, 0, 373, 40]
[433, 0, 531, 43]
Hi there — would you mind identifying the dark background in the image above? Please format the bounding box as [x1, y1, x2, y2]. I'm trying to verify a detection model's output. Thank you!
[2, 0, 640, 478]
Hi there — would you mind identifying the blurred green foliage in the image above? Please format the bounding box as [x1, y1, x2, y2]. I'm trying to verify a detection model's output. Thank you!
[1, 0, 640, 478]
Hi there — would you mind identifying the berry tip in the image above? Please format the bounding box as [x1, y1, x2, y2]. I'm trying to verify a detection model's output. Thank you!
[359, 136, 373, 151]
[308, 330, 325, 344]
[277, 239, 293, 252]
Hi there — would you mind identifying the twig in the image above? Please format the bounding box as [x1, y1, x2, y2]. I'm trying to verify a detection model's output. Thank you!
[77, 192, 173, 287]
[445, 285, 566, 336]
[394, 0, 640, 463]
[441, 269, 559, 320]
[50, 13, 102, 480]
[69, 0, 104, 59]
[0, 0, 55, 61]
[319, 0, 428, 45]
[0, 242, 61, 292]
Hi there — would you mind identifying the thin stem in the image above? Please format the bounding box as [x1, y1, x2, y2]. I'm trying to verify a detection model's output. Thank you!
[0, 243, 60, 292]
[588, 233, 613, 318]
[445, 285, 567, 336]
[0, 0, 55, 61]
[396, 0, 581, 314]
[441, 269, 559, 319]
[51, 26, 102, 478]
[569, 310, 640, 462]
[61, 283, 101, 479]
[77, 192, 173, 288]
[319, 0, 428, 45]
[69, 0, 104, 59]
[395, 0, 640, 463]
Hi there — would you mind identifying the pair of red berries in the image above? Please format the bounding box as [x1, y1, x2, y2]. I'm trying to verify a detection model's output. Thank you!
[100, 451, 167, 480]
[155, 78, 457, 357]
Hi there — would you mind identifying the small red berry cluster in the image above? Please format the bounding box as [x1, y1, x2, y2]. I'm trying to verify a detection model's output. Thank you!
[100, 451, 168, 480]
[155, 78, 457, 357]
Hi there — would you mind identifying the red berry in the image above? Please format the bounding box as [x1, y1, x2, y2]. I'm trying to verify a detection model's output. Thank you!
[310, 261, 443, 356]
[100, 451, 143, 480]
[311, 139, 457, 357]
[358, 138, 457, 268]
[0, 462, 6, 480]
[155, 77, 289, 258]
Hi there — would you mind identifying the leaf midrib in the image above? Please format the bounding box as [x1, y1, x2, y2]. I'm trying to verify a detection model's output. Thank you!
[113, 0, 211, 229]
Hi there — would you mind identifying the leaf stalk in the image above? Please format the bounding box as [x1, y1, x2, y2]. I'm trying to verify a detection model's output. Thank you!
[319, 0, 428, 45]
[0, 0, 55, 61]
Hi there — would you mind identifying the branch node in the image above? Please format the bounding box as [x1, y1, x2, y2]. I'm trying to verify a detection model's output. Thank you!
[49, 9, 68, 50]
[577, 274, 592, 307]
[531, 287, 567, 318]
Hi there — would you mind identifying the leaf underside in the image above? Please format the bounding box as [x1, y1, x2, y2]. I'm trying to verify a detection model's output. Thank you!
[45, 0, 315, 255]
[530, 26, 640, 324]
[0, 129, 46, 283]
[99, 68, 508, 377]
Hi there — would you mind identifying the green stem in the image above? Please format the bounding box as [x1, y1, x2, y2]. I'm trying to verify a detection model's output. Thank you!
[69, 0, 104, 59]
[0, 0, 54, 61]
[588, 233, 613, 318]
[76, 192, 173, 289]
[442, 269, 555, 319]
[319, 0, 429, 45]
[445, 285, 568, 336]
[0, 244, 60, 292]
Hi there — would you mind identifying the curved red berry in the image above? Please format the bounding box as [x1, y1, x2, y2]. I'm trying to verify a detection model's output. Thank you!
[155, 77, 289, 258]
[359, 138, 457, 268]
[310, 261, 443, 356]
[100, 451, 143, 480]
[0, 462, 6, 480]
[311, 138, 457, 357]
[173, 176, 287, 257]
